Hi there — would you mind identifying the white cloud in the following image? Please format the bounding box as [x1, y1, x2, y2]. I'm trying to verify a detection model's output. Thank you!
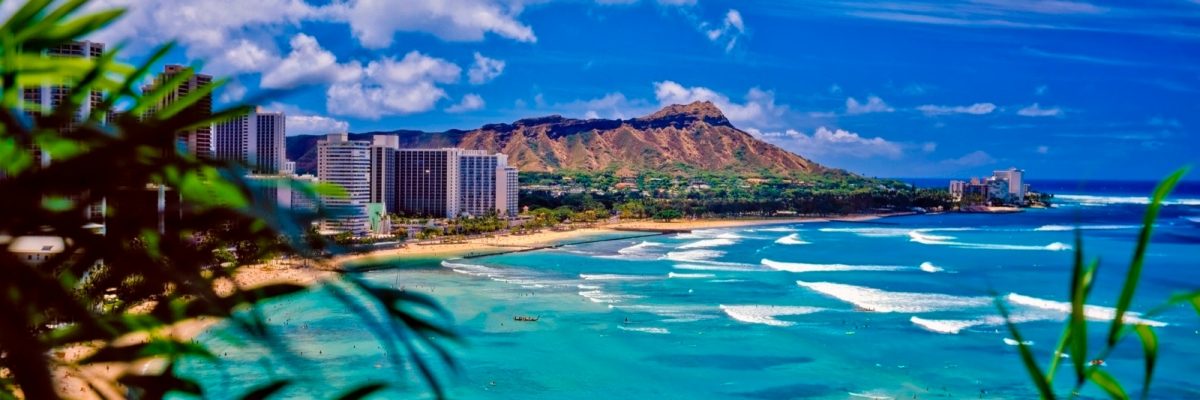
[1017, 103, 1063, 117]
[653, 81, 787, 128]
[922, 142, 938, 152]
[1036, 145, 1050, 154]
[916, 102, 996, 116]
[941, 150, 996, 167]
[326, 51, 462, 119]
[222, 39, 278, 74]
[703, 9, 747, 52]
[446, 93, 486, 113]
[329, 0, 536, 48]
[845, 95, 894, 115]
[260, 34, 361, 89]
[750, 127, 903, 159]
[218, 80, 247, 103]
[467, 52, 506, 85]
[264, 102, 350, 136]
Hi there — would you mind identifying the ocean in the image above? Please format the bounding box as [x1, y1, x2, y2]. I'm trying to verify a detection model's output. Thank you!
[177, 182, 1200, 399]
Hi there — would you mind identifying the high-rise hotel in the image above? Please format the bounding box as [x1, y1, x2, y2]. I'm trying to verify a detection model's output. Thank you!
[317, 133, 371, 234]
[394, 148, 463, 219]
[213, 107, 286, 174]
[143, 65, 213, 158]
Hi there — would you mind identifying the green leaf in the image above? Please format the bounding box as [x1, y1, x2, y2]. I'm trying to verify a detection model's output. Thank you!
[1089, 369, 1129, 400]
[996, 297, 1055, 399]
[1107, 167, 1188, 347]
[1135, 324, 1157, 399]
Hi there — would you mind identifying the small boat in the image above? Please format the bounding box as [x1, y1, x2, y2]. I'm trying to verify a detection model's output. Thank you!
[1090, 359, 1107, 367]
[513, 315, 540, 322]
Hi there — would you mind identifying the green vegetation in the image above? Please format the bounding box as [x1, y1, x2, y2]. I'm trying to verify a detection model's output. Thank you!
[520, 170, 951, 218]
[999, 167, 1198, 399]
[0, 2, 454, 399]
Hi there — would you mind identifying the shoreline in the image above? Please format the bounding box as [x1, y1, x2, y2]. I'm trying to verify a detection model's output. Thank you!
[336, 211, 916, 268]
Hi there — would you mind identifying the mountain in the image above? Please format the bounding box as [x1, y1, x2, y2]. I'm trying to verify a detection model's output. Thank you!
[285, 101, 822, 177]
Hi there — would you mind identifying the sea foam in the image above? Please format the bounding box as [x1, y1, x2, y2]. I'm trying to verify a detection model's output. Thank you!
[762, 259, 905, 273]
[1034, 224, 1140, 232]
[664, 249, 726, 263]
[668, 272, 716, 279]
[796, 281, 991, 313]
[719, 305, 825, 327]
[617, 326, 670, 334]
[1006, 293, 1167, 327]
[909, 230, 1072, 252]
[919, 262, 944, 273]
[678, 238, 737, 249]
[579, 273, 657, 281]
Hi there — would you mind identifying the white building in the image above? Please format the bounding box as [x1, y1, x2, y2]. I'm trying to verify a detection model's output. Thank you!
[501, 166, 519, 217]
[214, 108, 286, 174]
[459, 151, 506, 217]
[5, 236, 66, 266]
[317, 133, 371, 235]
[992, 168, 1026, 200]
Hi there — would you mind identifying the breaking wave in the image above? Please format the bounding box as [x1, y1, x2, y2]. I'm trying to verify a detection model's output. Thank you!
[578, 289, 645, 304]
[664, 249, 726, 263]
[919, 262, 944, 273]
[678, 238, 737, 249]
[673, 263, 761, 272]
[579, 273, 657, 281]
[774, 233, 811, 245]
[1006, 293, 1167, 327]
[762, 259, 906, 273]
[796, 281, 992, 313]
[617, 326, 670, 334]
[909, 230, 1072, 251]
[719, 305, 826, 327]
[1056, 194, 1200, 206]
[668, 272, 716, 279]
[1034, 224, 1141, 232]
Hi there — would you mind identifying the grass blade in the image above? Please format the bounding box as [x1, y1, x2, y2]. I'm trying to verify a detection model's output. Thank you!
[996, 297, 1056, 399]
[1134, 324, 1157, 399]
[1089, 369, 1129, 400]
[1107, 167, 1188, 347]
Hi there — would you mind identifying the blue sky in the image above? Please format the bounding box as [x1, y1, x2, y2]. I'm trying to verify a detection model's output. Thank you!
[15, 0, 1199, 179]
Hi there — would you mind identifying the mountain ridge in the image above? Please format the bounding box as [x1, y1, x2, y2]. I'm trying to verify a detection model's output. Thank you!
[285, 101, 822, 177]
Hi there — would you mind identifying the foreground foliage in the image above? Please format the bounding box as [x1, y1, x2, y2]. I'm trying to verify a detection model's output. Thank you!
[0, 1, 455, 398]
[999, 167, 1199, 399]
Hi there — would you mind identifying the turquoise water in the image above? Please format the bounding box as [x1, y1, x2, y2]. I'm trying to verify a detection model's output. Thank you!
[178, 193, 1200, 399]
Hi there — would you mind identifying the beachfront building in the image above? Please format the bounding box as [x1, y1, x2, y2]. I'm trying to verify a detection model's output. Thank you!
[992, 168, 1026, 200]
[213, 107, 287, 174]
[317, 134, 371, 235]
[143, 65, 214, 158]
[370, 135, 399, 213]
[502, 166, 519, 217]
[459, 151, 511, 217]
[395, 148, 463, 218]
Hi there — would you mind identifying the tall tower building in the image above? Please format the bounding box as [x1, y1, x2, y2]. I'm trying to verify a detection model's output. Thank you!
[501, 166, 519, 217]
[213, 107, 286, 174]
[369, 135, 399, 213]
[317, 133, 370, 234]
[17, 41, 105, 170]
[395, 149, 462, 218]
[144, 65, 213, 158]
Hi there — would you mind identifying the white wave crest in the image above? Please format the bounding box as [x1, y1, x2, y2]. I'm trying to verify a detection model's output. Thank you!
[668, 272, 716, 279]
[664, 249, 726, 263]
[578, 290, 644, 304]
[1034, 224, 1140, 232]
[673, 263, 761, 272]
[719, 305, 825, 327]
[1056, 194, 1200, 206]
[579, 273, 656, 281]
[797, 281, 991, 313]
[577, 284, 601, 290]
[909, 316, 981, 334]
[617, 325, 670, 334]
[609, 304, 718, 323]
[909, 230, 1072, 251]
[1003, 338, 1034, 346]
[1006, 293, 1167, 327]
[774, 233, 811, 245]
[678, 238, 737, 249]
[919, 262, 944, 273]
[819, 227, 912, 237]
[759, 226, 800, 232]
[762, 259, 905, 273]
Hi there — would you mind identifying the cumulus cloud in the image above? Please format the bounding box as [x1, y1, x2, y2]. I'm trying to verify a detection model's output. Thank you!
[653, 81, 787, 128]
[845, 96, 894, 114]
[264, 103, 350, 136]
[749, 127, 903, 159]
[446, 93, 486, 113]
[326, 51, 462, 119]
[260, 34, 361, 89]
[1017, 103, 1063, 117]
[467, 52, 506, 85]
[218, 80, 247, 103]
[916, 102, 996, 116]
[922, 142, 938, 152]
[329, 0, 536, 48]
